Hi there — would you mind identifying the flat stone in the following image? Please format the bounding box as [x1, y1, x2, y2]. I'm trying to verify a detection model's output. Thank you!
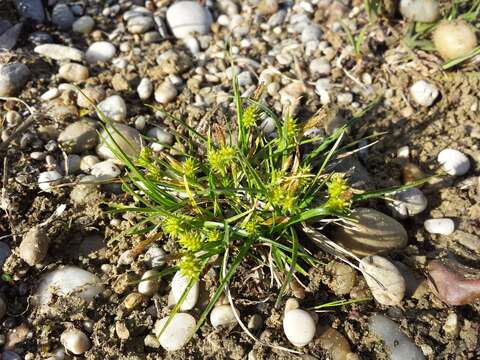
[34, 44, 84, 62]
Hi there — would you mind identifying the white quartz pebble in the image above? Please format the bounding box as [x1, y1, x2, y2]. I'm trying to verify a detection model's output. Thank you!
[171, 271, 199, 310]
[34, 266, 103, 312]
[41, 88, 60, 101]
[437, 149, 470, 176]
[210, 304, 238, 328]
[38, 170, 62, 192]
[389, 187, 428, 218]
[138, 270, 160, 297]
[360, 256, 405, 306]
[97, 95, 127, 122]
[166, 1, 212, 39]
[137, 78, 153, 100]
[410, 80, 439, 107]
[60, 328, 91, 355]
[424, 218, 455, 235]
[154, 313, 196, 351]
[400, 0, 439, 23]
[91, 160, 121, 180]
[86, 41, 116, 64]
[282, 309, 316, 347]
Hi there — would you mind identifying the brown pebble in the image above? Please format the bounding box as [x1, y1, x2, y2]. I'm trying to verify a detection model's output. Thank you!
[318, 326, 354, 360]
[115, 321, 130, 340]
[5, 323, 30, 349]
[401, 162, 425, 185]
[123, 292, 145, 310]
[428, 260, 480, 305]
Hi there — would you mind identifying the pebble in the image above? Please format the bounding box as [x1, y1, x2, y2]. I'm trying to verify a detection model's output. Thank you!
[0, 23, 22, 50]
[34, 44, 84, 62]
[34, 266, 103, 311]
[77, 86, 106, 109]
[18, 226, 49, 266]
[424, 218, 455, 235]
[40, 88, 60, 101]
[70, 182, 100, 205]
[144, 334, 161, 348]
[52, 3, 75, 30]
[134, 116, 147, 131]
[80, 155, 100, 172]
[147, 127, 174, 149]
[154, 313, 196, 351]
[38, 170, 62, 192]
[138, 270, 160, 297]
[171, 271, 199, 310]
[400, 0, 439, 23]
[137, 78, 153, 100]
[0, 63, 31, 96]
[144, 245, 166, 267]
[96, 123, 142, 161]
[154, 80, 178, 104]
[97, 95, 127, 122]
[283, 308, 316, 347]
[301, 25, 322, 43]
[360, 255, 406, 306]
[318, 326, 357, 360]
[58, 63, 89, 83]
[388, 187, 428, 218]
[443, 313, 459, 337]
[123, 292, 145, 310]
[1, 351, 21, 360]
[73, 16, 95, 34]
[14, 0, 45, 24]
[28, 31, 52, 45]
[91, 160, 121, 180]
[325, 260, 357, 295]
[437, 148, 470, 176]
[60, 328, 91, 355]
[86, 42, 116, 64]
[210, 304, 238, 327]
[369, 314, 425, 360]
[410, 80, 439, 107]
[258, 0, 279, 16]
[309, 58, 331, 76]
[115, 322, 130, 340]
[248, 314, 263, 331]
[127, 16, 154, 34]
[427, 260, 480, 305]
[333, 208, 408, 256]
[166, 1, 213, 39]
[58, 119, 98, 153]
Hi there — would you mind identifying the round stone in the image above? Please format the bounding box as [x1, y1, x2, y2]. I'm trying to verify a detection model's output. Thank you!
[424, 218, 455, 235]
[154, 80, 178, 104]
[138, 270, 160, 297]
[73, 16, 95, 34]
[166, 1, 212, 39]
[96, 123, 142, 161]
[360, 255, 406, 306]
[171, 271, 199, 311]
[437, 148, 470, 176]
[137, 78, 153, 100]
[400, 0, 439, 23]
[210, 304, 238, 328]
[38, 170, 62, 192]
[332, 208, 408, 256]
[91, 160, 121, 180]
[58, 119, 98, 154]
[86, 41, 116, 64]
[0, 62, 31, 97]
[388, 187, 428, 218]
[283, 309, 316, 347]
[97, 95, 127, 122]
[52, 3, 74, 30]
[433, 20, 477, 60]
[58, 63, 89, 83]
[60, 328, 91, 355]
[154, 313, 196, 351]
[410, 80, 439, 107]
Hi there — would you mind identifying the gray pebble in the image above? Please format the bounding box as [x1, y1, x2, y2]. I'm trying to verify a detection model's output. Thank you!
[18, 226, 49, 266]
[58, 119, 98, 153]
[0, 63, 31, 96]
[52, 3, 75, 30]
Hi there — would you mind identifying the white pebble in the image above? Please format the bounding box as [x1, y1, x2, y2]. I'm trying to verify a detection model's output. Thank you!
[389, 187, 428, 218]
[437, 148, 470, 176]
[34, 266, 103, 312]
[138, 270, 160, 297]
[137, 78, 153, 100]
[97, 95, 127, 122]
[360, 255, 405, 306]
[154, 80, 178, 104]
[410, 80, 439, 107]
[60, 328, 91, 355]
[210, 304, 238, 328]
[146, 127, 174, 146]
[154, 313, 196, 351]
[166, 1, 212, 39]
[38, 170, 62, 192]
[397, 145, 410, 158]
[309, 58, 331, 76]
[41, 88, 60, 101]
[91, 160, 121, 180]
[145, 245, 166, 267]
[424, 218, 455, 235]
[283, 309, 316, 347]
[171, 271, 199, 310]
[400, 0, 439, 23]
[80, 155, 100, 173]
[86, 41, 116, 64]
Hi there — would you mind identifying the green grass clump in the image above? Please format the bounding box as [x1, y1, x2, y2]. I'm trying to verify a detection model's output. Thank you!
[99, 72, 429, 345]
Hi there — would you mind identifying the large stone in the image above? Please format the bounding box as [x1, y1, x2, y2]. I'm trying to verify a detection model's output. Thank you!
[166, 1, 212, 39]
[15, 0, 45, 24]
[0, 63, 30, 96]
[332, 208, 408, 256]
[96, 124, 142, 161]
[58, 119, 98, 153]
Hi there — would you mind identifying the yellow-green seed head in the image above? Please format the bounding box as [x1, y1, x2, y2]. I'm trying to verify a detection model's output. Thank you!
[137, 147, 153, 168]
[179, 254, 201, 279]
[208, 146, 236, 174]
[178, 231, 202, 251]
[183, 157, 198, 178]
[326, 174, 352, 212]
[242, 104, 258, 128]
[206, 230, 221, 242]
[162, 217, 184, 238]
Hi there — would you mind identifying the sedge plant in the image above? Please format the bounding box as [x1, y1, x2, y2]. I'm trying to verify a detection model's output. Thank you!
[96, 72, 433, 348]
